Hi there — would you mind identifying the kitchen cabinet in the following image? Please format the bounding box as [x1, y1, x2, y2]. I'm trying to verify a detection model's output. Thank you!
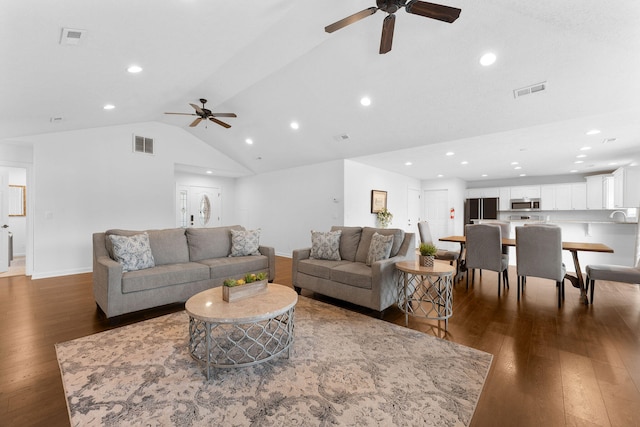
[586, 174, 613, 209]
[571, 183, 586, 210]
[466, 187, 499, 198]
[499, 187, 510, 211]
[613, 166, 640, 208]
[540, 183, 585, 210]
[510, 185, 540, 200]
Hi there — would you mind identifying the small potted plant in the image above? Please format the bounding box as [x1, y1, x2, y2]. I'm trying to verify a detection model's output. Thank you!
[419, 242, 437, 267]
[376, 208, 393, 228]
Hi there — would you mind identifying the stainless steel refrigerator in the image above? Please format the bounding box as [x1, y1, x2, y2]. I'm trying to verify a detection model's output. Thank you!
[464, 197, 499, 225]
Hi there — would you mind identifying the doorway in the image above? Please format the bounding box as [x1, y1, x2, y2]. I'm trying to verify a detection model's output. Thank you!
[0, 166, 28, 277]
[423, 189, 454, 250]
[176, 185, 222, 228]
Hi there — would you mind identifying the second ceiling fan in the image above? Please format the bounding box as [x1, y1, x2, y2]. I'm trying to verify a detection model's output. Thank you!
[325, 0, 461, 54]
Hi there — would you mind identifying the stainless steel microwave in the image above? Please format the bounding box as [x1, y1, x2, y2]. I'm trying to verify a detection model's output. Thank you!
[510, 198, 541, 211]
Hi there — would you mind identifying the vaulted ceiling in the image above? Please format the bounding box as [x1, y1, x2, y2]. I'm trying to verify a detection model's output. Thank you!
[2, 0, 640, 181]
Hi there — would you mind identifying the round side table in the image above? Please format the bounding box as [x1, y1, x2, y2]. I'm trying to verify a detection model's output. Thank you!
[395, 260, 455, 331]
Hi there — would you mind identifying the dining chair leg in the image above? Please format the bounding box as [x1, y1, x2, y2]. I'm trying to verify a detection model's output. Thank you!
[466, 269, 469, 291]
[562, 279, 565, 301]
[498, 273, 502, 297]
[517, 276, 521, 301]
[588, 277, 595, 304]
[557, 281, 562, 308]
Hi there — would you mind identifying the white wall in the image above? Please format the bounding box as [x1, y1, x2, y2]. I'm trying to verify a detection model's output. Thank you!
[235, 160, 344, 257]
[344, 160, 421, 231]
[27, 121, 246, 278]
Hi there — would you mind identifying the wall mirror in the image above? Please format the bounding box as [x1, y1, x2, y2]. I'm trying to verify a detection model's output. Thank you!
[9, 185, 26, 216]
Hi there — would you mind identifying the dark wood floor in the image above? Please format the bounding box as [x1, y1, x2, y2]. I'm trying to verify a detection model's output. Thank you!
[1, 257, 639, 426]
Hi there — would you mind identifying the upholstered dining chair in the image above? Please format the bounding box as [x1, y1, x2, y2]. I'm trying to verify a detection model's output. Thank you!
[585, 259, 640, 304]
[515, 224, 566, 308]
[464, 224, 509, 295]
[417, 221, 460, 267]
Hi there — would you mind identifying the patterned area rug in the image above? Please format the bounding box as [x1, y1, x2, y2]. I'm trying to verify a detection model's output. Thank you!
[56, 296, 492, 426]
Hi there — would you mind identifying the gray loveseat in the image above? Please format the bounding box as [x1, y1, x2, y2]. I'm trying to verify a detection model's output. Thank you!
[93, 226, 275, 318]
[292, 226, 415, 313]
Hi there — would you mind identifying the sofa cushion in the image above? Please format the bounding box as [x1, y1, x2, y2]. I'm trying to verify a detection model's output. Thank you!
[230, 228, 261, 257]
[366, 232, 394, 266]
[330, 226, 362, 262]
[199, 255, 269, 279]
[186, 225, 243, 261]
[355, 227, 405, 263]
[330, 263, 372, 290]
[310, 230, 342, 261]
[109, 232, 155, 272]
[121, 262, 210, 293]
[146, 229, 190, 266]
[297, 258, 352, 280]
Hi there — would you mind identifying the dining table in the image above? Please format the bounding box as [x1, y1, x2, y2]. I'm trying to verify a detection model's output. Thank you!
[439, 235, 614, 304]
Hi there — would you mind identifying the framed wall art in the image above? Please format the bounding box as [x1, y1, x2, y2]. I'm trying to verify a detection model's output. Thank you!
[371, 190, 387, 213]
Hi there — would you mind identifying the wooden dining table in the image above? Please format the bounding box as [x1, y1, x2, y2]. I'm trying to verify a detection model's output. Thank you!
[439, 235, 614, 304]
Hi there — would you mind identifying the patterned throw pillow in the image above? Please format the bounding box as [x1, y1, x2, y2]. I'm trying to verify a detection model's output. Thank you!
[230, 229, 261, 257]
[366, 232, 394, 266]
[109, 232, 155, 272]
[310, 230, 342, 261]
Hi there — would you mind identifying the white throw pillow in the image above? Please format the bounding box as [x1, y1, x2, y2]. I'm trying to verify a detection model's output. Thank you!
[109, 232, 155, 272]
[229, 228, 261, 257]
[366, 232, 394, 266]
[310, 230, 342, 261]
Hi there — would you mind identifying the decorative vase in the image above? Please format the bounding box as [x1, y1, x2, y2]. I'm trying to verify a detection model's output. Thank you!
[419, 255, 434, 267]
[222, 279, 268, 302]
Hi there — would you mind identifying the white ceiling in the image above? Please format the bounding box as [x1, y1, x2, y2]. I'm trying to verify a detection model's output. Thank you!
[2, 0, 640, 182]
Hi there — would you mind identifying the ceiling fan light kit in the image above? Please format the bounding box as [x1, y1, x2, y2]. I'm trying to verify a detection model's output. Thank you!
[325, 0, 461, 54]
[164, 98, 237, 129]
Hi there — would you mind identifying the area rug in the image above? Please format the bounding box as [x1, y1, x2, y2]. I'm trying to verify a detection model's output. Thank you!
[56, 296, 492, 426]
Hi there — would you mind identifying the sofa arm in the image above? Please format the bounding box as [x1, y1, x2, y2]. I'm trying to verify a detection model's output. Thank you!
[258, 245, 276, 282]
[92, 254, 123, 316]
[370, 233, 416, 308]
[292, 248, 311, 287]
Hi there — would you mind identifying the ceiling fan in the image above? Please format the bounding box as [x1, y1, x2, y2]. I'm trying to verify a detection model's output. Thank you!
[325, 0, 461, 54]
[164, 98, 237, 128]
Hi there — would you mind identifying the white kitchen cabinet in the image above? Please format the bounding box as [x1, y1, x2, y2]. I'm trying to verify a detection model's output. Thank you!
[466, 187, 499, 198]
[613, 166, 640, 208]
[510, 185, 540, 199]
[540, 185, 555, 210]
[540, 183, 586, 210]
[586, 175, 613, 209]
[571, 182, 587, 210]
[499, 187, 510, 211]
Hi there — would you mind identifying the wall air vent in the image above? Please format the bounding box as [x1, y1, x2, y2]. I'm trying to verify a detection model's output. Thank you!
[133, 135, 154, 154]
[513, 81, 547, 99]
[60, 28, 87, 46]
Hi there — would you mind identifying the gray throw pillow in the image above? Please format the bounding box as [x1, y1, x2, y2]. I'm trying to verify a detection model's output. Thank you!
[310, 230, 342, 261]
[108, 232, 155, 272]
[366, 232, 394, 266]
[229, 228, 261, 257]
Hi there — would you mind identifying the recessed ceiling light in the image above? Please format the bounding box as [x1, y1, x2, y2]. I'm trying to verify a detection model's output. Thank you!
[437, 174, 444, 178]
[290, 121, 299, 130]
[608, 162, 618, 166]
[481, 174, 488, 177]
[446, 151, 455, 156]
[360, 97, 371, 106]
[206, 170, 212, 174]
[575, 160, 583, 164]
[480, 52, 497, 66]
[570, 169, 578, 173]
[245, 138, 253, 145]
[514, 166, 522, 170]
[519, 174, 526, 177]
[511, 161, 519, 165]
[103, 104, 115, 110]
[576, 154, 587, 158]
[461, 161, 468, 165]
[405, 161, 412, 166]
[586, 129, 600, 135]
[580, 146, 592, 151]
[127, 65, 143, 73]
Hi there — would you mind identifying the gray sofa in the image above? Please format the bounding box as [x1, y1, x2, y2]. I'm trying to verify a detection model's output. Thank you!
[292, 226, 415, 313]
[93, 226, 275, 318]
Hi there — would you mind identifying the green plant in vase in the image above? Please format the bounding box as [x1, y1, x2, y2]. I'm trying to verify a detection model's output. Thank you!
[376, 208, 393, 228]
[419, 242, 437, 267]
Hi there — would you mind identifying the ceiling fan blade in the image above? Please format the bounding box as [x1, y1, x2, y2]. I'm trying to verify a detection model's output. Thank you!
[189, 103, 205, 115]
[189, 118, 202, 127]
[405, 0, 461, 23]
[325, 7, 378, 33]
[379, 14, 396, 54]
[165, 112, 197, 116]
[210, 113, 237, 118]
[209, 117, 231, 129]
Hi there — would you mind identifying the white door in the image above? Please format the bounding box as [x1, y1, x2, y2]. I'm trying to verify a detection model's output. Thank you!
[406, 187, 421, 243]
[0, 171, 9, 273]
[423, 189, 451, 249]
[176, 186, 221, 228]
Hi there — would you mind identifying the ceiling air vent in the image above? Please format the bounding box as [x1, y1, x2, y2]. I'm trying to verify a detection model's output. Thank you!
[133, 135, 154, 154]
[333, 133, 350, 142]
[513, 81, 546, 99]
[60, 28, 87, 46]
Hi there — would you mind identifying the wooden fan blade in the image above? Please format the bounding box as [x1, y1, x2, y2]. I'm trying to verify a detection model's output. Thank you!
[325, 7, 378, 33]
[209, 117, 231, 128]
[189, 118, 202, 127]
[210, 113, 237, 118]
[405, 0, 461, 23]
[379, 14, 395, 54]
[165, 112, 197, 116]
[189, 103, 205, 115]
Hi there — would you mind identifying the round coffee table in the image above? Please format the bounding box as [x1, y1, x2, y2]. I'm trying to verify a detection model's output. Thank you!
[185, 283, 298, 380]
[395, 261, 455, 331]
